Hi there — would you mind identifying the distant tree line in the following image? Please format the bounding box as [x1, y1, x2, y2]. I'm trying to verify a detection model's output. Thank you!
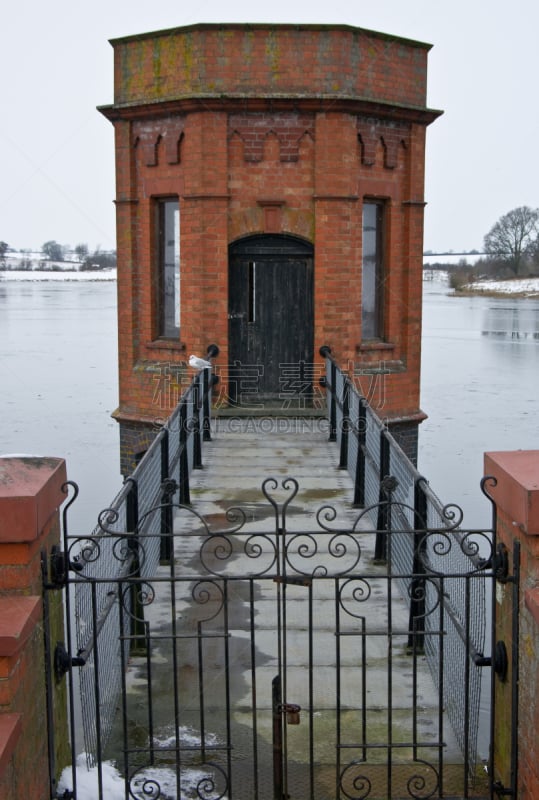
[483, 206, 539, 276]
[0, 240, 116, 270]
[42, 240, 117, 270]
[74, 243, 117, 271]
[427, 206, 539, 290]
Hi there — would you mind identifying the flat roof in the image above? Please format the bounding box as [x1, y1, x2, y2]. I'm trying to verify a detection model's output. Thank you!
[109, 21, 433, 52]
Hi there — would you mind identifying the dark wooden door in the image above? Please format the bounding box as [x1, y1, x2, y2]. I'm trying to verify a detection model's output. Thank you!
[228, 235, 314, 406]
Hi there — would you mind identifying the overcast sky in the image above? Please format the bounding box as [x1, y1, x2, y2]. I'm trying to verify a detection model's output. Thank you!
[2, 0, 538, 253]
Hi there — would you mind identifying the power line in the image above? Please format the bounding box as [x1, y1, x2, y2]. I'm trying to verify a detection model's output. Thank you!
[423, 252, 485, 257]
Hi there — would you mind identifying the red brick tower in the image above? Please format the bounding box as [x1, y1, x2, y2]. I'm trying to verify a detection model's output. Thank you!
[99, 23, 441, 473]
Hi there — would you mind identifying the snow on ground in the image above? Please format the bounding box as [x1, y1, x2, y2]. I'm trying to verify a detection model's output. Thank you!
[423, 269, 449, 281]
[57, 728, 227, 799]
[57, 754, 227, 800]
[465, 277, 539, 296]
[0, 268, 116, 281]
[423, 270, 539, 296]
[2, 265, 539, 299]
[57, 757, 125, 800]
[2, 268, 538, 294]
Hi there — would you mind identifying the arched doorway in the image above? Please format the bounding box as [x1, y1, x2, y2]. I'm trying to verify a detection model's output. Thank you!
[228, 234, 314, 406]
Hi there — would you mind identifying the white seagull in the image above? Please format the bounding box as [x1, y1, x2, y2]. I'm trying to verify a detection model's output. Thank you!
[189, 354, 212, 370]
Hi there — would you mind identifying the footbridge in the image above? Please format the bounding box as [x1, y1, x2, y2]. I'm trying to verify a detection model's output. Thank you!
[45, 347, 518, 800]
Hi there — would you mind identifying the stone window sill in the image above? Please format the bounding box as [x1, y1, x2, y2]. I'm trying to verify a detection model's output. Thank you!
[356, 341, 396, 353]
[146, 339, 186, 353]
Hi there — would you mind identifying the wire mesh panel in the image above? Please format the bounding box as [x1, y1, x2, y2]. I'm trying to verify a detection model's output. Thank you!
[420, 482, 488, 768]
[334, 367, 345, 452]
[130, 433, 165, 576]
[134, 433, 165, 529]
[387, 437, 418, 581]
[167, 402, 183, 475]
[363, 405, 383, 509]
[65, 363, 216, 768]
[65, 477, 136, 764]
[346, 390, 360, 488]
[186, 390, 196, 474]
[76, 568, 133, 766]
[320, 350, 491, 780]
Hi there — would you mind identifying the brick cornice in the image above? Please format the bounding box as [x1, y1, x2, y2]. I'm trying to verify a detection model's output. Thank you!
[99, 97, 442, 127]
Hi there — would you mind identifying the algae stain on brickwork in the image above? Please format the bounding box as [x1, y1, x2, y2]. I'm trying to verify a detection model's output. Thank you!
[180, 32, 194, 86]
[265, 29, 281, 82]
[287, 207, 315, 242]
[119, 43, 143, 103]
[212, 29, 236, 92]
[241, 29, 254, 74]
[151, 39, 163, 98]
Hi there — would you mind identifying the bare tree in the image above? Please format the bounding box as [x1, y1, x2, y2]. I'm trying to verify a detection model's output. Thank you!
[74, 243, 89, 262]
[0, 241, 8, 267]
[484, 206, 539, 275]
[42, 240, 65, 262]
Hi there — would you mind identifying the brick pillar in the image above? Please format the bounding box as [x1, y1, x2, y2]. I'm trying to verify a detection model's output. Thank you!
[0, 456, 69, 799]
[484, 450, 539, 798]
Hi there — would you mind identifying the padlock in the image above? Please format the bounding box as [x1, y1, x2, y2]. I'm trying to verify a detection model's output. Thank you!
[286, 704, 301, 725]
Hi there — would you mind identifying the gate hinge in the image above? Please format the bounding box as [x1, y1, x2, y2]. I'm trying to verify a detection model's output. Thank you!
[474, 641, 508, 682]
[492, 780, 515, 797]
[49, 545, 84, 588]
[54, 642, 86, 681]
[494, 542, 510, 583]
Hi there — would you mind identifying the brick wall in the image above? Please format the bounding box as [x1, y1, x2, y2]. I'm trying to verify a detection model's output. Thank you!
[110, 24, 431, 110]
[484, 450, 539, 798]
[100, 23, 441, 471]
[0, 457, 70, 799]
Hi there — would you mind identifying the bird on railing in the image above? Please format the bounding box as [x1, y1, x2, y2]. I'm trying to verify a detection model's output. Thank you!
[189, 354, 212, 370]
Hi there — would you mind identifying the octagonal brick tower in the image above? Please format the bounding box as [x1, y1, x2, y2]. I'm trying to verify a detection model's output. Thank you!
[99, 23, 442, 474]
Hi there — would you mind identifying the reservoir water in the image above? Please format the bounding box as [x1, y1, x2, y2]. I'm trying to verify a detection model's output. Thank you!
[1, 274, 538, 533]
[2, 273, 537, 770]
[0, 279, 121, 533]
[419, 278, 539, 528]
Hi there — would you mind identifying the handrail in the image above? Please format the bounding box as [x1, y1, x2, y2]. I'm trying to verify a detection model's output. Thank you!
[318, 344, 492, 773]
[68, 344, 219, 764]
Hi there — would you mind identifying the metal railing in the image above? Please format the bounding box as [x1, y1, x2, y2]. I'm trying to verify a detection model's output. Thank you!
[319, 345, 491, 774]
[63, 345, 219, 768]
[60, 342, 491, 777]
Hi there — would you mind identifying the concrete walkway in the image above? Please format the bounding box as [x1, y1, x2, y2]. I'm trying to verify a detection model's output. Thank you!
[120, 417, 486, 799]
[189, 415, 359, 530]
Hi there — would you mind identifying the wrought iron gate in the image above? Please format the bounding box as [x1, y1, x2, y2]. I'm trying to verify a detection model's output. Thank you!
[45, 472, 518, 799]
